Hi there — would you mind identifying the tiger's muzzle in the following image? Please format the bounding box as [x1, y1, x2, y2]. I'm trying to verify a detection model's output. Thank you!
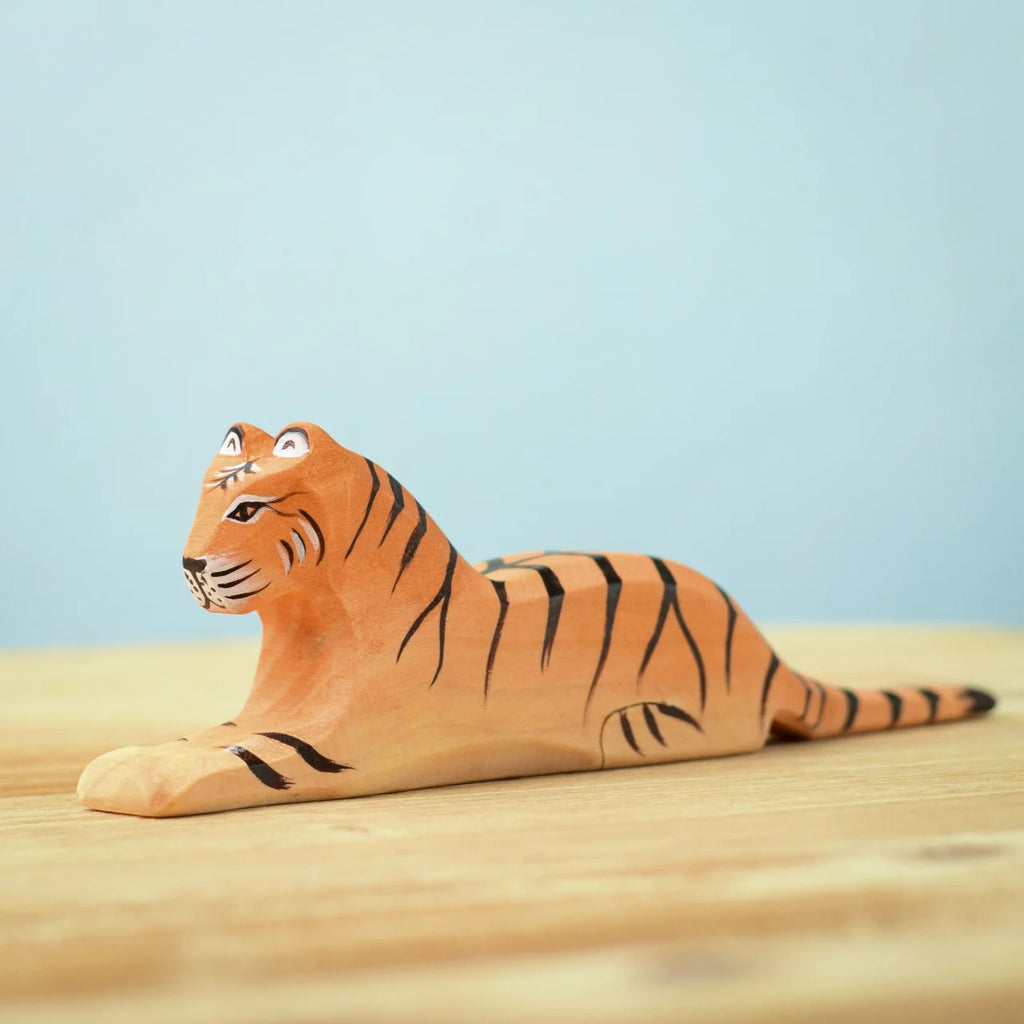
[182, 554, 268, 612]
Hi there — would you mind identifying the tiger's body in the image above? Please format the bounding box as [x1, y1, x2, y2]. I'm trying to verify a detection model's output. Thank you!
[77, 422, 996, 817]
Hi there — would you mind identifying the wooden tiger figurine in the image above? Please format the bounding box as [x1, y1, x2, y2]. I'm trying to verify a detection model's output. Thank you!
[77, 422, 997, 817]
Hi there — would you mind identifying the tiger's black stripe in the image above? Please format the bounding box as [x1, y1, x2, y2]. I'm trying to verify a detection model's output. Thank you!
[642, 704, 667, 746]
[298, 509, 326, 565]
[656, 703, 704, 732]
[619, 712, 641, 754]
[670, 596, 707, 712]
[642, 558, 707, 711]
[919, 688, 940, 722]
[393, 501, 428, 592]
[484, 580, 510, 698]
[345, 458, 380, 559]
[638, 596, 671, 680]
[881, 690, 903, 727]
[279, 539, 294, 571]
[584, 555, 623, 715]
[227, 745, 292, 790]
[797, 674, 814, 718]
[484, 561, 565, 670]
[396, 543, 459, 687]
[380, 474, 405, 546]
[759, 652, 780, 721]
[519, 566, 565, 669]
[840, 689, 860, 731]
[428, 544, 459, 687]
[257, 732, 352, 773]
[811, 680, 828, 730]
[714, 584, 738, 692]
[537, 568, 565, 669]
[638, 560, 673, 678]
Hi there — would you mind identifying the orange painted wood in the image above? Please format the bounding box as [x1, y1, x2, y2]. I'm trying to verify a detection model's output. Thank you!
[77, 423, 996, 816]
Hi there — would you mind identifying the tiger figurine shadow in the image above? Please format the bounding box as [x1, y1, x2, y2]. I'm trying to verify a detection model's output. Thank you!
[77, 422, 996, 817]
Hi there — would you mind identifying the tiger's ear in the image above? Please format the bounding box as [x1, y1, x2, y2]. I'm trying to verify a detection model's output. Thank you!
[273, 427, 310, 459]
[218, 426, 245, 457]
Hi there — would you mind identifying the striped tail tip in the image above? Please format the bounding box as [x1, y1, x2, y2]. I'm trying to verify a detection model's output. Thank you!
[962, 687, 996, 714]
[772, 673, 998, 740]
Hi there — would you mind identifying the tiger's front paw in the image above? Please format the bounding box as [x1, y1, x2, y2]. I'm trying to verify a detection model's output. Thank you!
[77, 740, 272, 817]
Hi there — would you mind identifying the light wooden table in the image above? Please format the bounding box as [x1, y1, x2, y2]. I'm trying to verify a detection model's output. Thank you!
[1, 627, 1022, 1023]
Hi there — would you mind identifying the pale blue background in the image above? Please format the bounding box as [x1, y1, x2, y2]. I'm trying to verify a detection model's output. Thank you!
[1, 1, 1021, 648]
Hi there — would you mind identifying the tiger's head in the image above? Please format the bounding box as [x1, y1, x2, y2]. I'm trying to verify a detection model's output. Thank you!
[182, 422, 348, 613]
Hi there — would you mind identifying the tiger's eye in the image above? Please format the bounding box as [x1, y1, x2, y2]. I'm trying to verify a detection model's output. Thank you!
[230, 502, 264, 522]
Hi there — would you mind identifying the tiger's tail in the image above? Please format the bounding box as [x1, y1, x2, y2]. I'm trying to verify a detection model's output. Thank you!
[770, 668, 996, 740]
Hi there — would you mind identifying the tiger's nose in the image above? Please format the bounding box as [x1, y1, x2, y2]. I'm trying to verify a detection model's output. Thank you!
[182, 556, 207, 573]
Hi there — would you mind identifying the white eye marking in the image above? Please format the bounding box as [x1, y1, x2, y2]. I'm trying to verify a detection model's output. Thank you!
[219, 428, 244, 456]
[273, 429, 309, 458]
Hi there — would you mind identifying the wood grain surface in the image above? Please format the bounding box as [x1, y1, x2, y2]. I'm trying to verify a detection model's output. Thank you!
[1, 627, 1022, 1023]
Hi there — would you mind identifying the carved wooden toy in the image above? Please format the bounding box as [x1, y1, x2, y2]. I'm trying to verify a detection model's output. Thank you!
[78, 423, 997, 817]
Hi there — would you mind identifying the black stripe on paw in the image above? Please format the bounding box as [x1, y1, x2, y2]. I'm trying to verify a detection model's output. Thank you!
[258, 732, 353, 773]
[227, 745, 293, 790]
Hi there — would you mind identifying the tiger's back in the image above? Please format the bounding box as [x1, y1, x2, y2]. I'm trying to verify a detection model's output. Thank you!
[472, 548, 995, 768]
[472, 549, 776, 766]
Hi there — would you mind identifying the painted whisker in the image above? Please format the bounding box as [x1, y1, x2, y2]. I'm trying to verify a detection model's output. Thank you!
[224, 583, 270, 600]
[218, 568, 261, 589]
[210, 560, 252, 578]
